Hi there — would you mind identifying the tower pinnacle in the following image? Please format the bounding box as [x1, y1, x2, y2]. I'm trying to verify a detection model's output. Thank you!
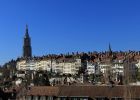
[109, 43, 112, 56]
[23, 25, 32, 58]
[25, 25, 29, 38]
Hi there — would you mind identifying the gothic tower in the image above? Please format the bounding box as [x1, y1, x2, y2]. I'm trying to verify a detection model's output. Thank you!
[23, 25, 32, 58]
[108, 43, 112, 56]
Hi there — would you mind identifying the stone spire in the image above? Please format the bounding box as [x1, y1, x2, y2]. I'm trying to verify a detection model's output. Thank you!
[23, 25, 32, 58]
[25, 25, 29, 38]
[109, 43, 112, 56]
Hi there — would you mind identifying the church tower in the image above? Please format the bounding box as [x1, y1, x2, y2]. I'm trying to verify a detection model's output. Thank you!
[108, 43, 112, 56]
[108, 43, 113, 56]
[23, 25, 32, 58]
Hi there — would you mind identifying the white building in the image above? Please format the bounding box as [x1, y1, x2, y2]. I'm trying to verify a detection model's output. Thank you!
[99, 62, 110, 74]
[16, 60, 36, 71]
[112, 60, 124, 75]
[16, 58, 81, 75]
[54, 58, 81, 75]
[135, 60, 140, 71]
[35, 60, 52, 71]
[86, 62, 100, 75]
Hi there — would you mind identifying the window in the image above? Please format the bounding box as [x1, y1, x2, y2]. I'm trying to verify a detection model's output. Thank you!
[95, 97, 109, 100]
[33, 96, 38, 100]
[70, 97, 89, 100]
[59, 97, 67, 100]
[72, 98, 78, 100]
[47, 96, 53, 100]
[80, 98, 88, 100]
[26, 96, 32, 100]
[111, 97, 124, 100]
[40, 96, 46, 100]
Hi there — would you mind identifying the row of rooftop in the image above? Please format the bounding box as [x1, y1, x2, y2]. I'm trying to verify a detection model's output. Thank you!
[17, 50, 140, 63]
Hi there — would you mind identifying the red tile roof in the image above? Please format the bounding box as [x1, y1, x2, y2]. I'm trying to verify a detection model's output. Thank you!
[26, 85, 140, 98]
[27, 86, 59, 96]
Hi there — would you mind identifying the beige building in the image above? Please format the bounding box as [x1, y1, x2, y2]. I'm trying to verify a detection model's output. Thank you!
[16, 60, 35, 71]
[16, 58, 81, 75]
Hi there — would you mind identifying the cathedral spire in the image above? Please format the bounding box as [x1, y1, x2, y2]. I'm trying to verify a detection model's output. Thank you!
[109, 43, 112, 56]
[23, 25, 32, 58]
[109, 43, 112, 52]
[25, 24, 29, 38]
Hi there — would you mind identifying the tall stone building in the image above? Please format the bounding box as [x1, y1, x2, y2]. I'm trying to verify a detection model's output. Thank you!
[108, 43, 112, 56]
[23, 25, 32, 58]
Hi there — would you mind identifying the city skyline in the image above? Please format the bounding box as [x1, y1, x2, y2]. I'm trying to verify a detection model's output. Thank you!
[0, 0, 140, 64]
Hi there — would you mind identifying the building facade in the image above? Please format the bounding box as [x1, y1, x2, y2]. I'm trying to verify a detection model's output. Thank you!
[16, 58, 81, 75]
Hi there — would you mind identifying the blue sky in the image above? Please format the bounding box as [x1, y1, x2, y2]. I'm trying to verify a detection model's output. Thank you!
[0, 0, 140, 64]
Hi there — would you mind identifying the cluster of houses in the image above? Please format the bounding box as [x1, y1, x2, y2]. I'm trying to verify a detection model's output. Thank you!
[15, 50, 140, 86]
[14, 26, 140, 85]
